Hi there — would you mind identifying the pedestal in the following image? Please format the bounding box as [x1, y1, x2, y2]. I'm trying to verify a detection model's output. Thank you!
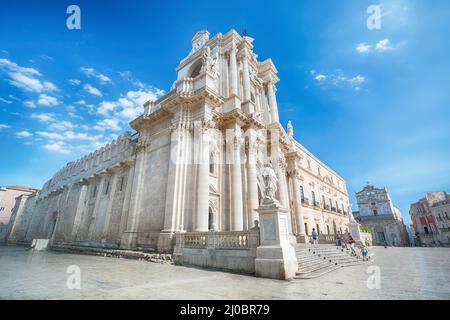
[255, 201, 298, 280]
[349, 221, 363, 242]
[157, 231, 176, 253]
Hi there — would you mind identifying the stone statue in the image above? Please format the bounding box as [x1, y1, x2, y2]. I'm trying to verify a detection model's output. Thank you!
[287, 120, 294, 140]
[201, 46, 217, 76]
[261, 162, 278, 204]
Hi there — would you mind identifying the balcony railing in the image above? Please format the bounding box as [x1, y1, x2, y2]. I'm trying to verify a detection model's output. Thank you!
[331, 207, 337, 212]
[302, 197, 310, 206]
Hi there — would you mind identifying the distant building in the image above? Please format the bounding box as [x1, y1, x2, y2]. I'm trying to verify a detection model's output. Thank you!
[410, 192, 450, 247]
[353, 185, 409, 246]
[0, 185, 38, 243]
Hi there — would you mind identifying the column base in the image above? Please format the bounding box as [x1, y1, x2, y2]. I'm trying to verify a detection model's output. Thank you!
[157, 231, 177, 253]
[119, 230, 138, 250]
[295, 234, 308, 244]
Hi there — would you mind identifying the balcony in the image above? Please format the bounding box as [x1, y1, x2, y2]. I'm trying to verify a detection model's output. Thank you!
[312, 201, 320, 208]
[302, 197, 310, 206]
[323, 204, 331, 211]
[338, 209, 343, 214]
[331, 207, 337, 213]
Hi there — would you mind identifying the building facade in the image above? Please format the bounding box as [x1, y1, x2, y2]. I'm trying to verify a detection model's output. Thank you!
[353, 185, 408, 246]
[7, 29, 354, 252]
[410, 192, 450, 246]
[0, 185, 38, 243]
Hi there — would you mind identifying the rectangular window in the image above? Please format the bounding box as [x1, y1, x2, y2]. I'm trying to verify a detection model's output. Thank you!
[92, 185, 97, 198]
[304, 223, 309, 235]
[373, 209, 378, 216]
[300, 186, 304, 201]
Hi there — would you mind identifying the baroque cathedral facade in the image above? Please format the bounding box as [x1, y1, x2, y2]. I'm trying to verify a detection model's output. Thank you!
[7, 30, 354, 252]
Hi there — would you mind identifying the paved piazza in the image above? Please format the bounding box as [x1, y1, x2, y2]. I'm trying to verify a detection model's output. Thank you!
[0, 246, 449, 300]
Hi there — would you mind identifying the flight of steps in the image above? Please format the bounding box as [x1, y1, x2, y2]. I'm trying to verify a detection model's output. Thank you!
[294, 244, 366, 279]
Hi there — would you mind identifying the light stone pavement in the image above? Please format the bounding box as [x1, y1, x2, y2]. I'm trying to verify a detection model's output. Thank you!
[0, 246, 449, 300]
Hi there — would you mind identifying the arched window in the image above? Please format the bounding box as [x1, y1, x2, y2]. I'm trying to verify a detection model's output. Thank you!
[189, 59, 203, 78]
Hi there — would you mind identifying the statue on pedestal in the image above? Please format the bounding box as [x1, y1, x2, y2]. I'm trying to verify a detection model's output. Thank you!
[261, 162, 278, 204]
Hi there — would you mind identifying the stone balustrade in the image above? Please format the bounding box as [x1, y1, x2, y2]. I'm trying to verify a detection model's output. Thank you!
[177, 231, 260, 250]
[174, 231, 260, 275]
[307, 234, 337, 244]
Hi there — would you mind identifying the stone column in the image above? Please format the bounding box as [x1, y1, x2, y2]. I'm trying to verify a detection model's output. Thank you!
[229, 43, 238, 97]
[159, 116, 190, 250]
[246, 129, 259, 229]
[120, 135, 148, 249]
[101, 171, 119, 241]
[286, 153, 307, 242]
[267, 79, 279, 123]
[242, 49, 251, 102]
[70, 182, 88, 240]
[87, 177, 105, 240]
[194, 122, 210, 231]
[229, 127, 244, 231]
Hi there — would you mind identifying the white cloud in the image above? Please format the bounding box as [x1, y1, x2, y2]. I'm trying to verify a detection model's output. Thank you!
[314, 74, 327, 81]
[69, 79, 81, 86]
[31, 113, 56, 122]
[0, 58, 58, 93]
[37, 130, 103, 141]
[375, 38, 393, 52]
[357, 39, 398, 54]
[80, 67, 112, 84]
[43, 141, 71, 154]
[0, 58, 42, 76]
[48, 120, 76, 131]
[312, 71, 366, 91]
[9, 72, 43, 92]
[93, 118, 121, 131]
[98, 101, 117, 115]
[0, 124, 11, 130]
[37, 94, 59, 106]
[356, 43, 372, 53]
[0, 97, 13, 104]
[43, 81, 58, 91]
[24, 100, 36, 109]
[83, 84, 103, 97]
[16, 130, 33, 138]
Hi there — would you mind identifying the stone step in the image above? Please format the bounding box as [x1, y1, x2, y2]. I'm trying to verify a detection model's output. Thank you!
[298, 259, 337, 270]
[296, 261, 338, 275]
[295, 265, 341, 279]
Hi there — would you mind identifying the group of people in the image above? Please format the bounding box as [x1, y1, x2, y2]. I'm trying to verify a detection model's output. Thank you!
[311, 229, 370, 261]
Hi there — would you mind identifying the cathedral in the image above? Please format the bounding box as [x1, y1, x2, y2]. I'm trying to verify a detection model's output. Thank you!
[7, 30, 354, 253]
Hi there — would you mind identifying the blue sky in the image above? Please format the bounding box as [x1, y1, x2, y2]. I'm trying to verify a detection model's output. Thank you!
[0, 0, 449, 223]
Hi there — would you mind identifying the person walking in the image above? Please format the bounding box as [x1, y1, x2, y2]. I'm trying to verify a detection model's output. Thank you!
[312, 228, 319, 247]
[361, 245, 369, 261]
[347, 232, 357, 256]
[335, 232, 342, 247]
